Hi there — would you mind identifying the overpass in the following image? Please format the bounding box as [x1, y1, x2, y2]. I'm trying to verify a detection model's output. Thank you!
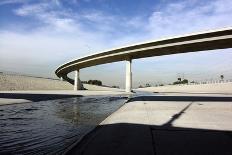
[55, 27, 232, 92]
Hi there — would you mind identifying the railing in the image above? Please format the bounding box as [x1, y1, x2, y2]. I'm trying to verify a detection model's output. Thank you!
[188, 79, 232, 85]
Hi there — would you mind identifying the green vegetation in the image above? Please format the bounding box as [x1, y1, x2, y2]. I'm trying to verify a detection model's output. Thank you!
[190, 81, 196, 84]
[111, 86, 120, 88]
[220, 75, 224, 81]
[82, 80, 102, 86]
[173, 79, 188, 85]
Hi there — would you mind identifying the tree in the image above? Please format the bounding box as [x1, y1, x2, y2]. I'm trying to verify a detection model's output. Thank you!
[111, 86, 119, 88]
[182, 79, 188, 84]
[87, 80, 102, 86]
[173, 79, 188, 85]
[173, 81, 180, 85]
[220, 75, 224, 81]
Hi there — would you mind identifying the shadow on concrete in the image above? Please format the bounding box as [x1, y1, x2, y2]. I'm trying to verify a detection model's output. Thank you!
[67, 123, 232, 155]
[163, 102, 192, 128]
[127, 95, 232, 102]
[0, 93, 82, 102]
[66, 97, 232, 155]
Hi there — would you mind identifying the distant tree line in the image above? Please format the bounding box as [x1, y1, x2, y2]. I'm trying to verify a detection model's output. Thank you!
[82, 80, 102, 86]
[137, 74, 226, 88]
[138, 83, 164, 88]
[111, 85, 120, 88]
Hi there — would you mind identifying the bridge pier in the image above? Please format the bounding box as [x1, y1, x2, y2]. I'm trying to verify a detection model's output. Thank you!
[125, 58, 132, 92]
[74, 69, 81, 91]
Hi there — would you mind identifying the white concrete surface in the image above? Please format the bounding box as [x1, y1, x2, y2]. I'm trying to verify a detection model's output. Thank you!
[101, 95, 232, 131]
[137, 83, 232, 94]
[0, 73, 122, 91]
[0, 98, 31, 105]
[0, 73, 73, 91]
[0, 90, 128, 95]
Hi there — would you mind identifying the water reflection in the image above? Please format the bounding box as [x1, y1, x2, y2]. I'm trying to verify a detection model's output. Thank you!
[55, 98, 80, 124]
[0, 96, 127, 154]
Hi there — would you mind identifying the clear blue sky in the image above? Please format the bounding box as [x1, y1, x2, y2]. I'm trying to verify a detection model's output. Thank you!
[0, 0, 232, 88]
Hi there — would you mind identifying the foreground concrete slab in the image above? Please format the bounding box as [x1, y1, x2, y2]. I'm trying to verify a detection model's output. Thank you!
[67, 94, 232, 155]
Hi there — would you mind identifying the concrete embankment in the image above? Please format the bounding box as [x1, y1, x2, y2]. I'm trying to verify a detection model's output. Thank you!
[0, 73, 72, 90]
[0, 73, 126, 105]
[0, 73, 122, 91]
[137, 82, 232, 94]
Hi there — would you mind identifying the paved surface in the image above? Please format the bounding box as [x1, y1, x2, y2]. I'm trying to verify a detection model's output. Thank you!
[67, 94, 232, 155]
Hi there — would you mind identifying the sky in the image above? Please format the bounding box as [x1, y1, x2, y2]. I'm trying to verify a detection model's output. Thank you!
[0, 0, 232, 88]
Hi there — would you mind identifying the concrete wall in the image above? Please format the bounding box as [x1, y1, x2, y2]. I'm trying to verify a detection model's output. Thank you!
[0, 73, 122, 91]
[0, 74, 73, 91]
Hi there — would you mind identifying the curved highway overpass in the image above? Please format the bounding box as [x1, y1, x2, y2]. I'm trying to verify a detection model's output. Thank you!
[55, 27, 232, 92]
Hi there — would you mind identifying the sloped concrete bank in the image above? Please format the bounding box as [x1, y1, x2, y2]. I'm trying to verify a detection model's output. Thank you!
[0, 73, 122, 91]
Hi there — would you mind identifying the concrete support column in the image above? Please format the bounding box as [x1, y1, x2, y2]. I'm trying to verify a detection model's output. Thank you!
[74, 69, 81, 91]
[125, 58, 132, 92]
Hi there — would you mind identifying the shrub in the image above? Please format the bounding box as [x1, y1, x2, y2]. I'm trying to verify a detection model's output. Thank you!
[87, 80, 102, 86]
[173, 79, 188, 85]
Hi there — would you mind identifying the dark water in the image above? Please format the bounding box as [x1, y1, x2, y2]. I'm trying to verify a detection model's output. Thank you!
[0, 96, 127, 154]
